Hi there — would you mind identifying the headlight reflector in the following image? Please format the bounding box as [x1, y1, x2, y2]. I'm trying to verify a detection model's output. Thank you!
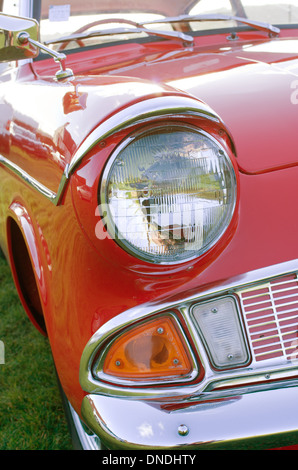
[100, 125, 237, 264]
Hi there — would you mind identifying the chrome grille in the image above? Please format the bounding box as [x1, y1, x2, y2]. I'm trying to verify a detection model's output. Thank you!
[238, 274, 298, 363]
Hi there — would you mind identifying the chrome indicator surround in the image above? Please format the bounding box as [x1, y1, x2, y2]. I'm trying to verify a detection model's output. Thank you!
[81, 312, 200, 399]
[79, 259, 298, 401]
[0, 96, 221, 206]
[92, 312, 199, 388]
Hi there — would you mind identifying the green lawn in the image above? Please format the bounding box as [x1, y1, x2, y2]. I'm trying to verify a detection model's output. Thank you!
[0, 253, 73, 450]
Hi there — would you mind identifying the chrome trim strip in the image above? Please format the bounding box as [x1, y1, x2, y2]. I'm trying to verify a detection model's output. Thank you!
[142, 13, 280, 38]
[0, 154, 56, 200]
[0, 154, 69, 205]
[0, 96, 220, 206]
[45, 25, 194, 47]
[79, 259, 298, 400]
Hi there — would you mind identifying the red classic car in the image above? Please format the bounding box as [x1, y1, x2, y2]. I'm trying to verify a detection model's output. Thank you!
[0, 0, 298, 451]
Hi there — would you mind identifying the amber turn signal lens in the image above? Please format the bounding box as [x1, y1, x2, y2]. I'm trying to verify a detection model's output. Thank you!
[103, 316, 192, 379]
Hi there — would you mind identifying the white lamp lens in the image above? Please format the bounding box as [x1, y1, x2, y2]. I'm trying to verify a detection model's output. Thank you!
[192, 297, 249, 369]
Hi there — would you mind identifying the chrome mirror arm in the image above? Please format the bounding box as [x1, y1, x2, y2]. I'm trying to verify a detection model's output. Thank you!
[17, 31, 74, 80]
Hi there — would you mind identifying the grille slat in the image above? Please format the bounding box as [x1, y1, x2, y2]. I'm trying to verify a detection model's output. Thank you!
[239, 273, 298, 363]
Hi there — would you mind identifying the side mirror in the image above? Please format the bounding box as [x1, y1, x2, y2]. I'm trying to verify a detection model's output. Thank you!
[0, 12, 73, 80]
[0, 13, 39, 61]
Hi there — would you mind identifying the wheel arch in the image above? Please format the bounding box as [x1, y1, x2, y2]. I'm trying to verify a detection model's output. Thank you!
[6, 201, 48, 335]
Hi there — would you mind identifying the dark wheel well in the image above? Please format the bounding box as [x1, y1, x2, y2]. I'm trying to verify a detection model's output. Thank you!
[9, 218, 46, 333]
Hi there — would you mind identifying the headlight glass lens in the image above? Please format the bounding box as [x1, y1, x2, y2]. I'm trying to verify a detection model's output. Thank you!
[100, 125, 237, 264]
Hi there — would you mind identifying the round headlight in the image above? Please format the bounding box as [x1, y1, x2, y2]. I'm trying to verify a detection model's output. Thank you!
[100, 124, 237, 264]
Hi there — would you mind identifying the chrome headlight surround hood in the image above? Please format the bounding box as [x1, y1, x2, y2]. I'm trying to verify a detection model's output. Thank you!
[68, 94, 224, 174]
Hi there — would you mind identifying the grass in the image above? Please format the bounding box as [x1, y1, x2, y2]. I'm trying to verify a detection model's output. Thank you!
[0, 253, 73, 450]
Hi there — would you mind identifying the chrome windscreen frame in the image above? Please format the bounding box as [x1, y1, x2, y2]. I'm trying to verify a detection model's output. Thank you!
[79, 259, 298, 401]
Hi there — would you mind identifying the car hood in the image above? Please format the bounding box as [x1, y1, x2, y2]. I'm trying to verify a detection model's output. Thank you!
[92, 37, 298, 174]
[26, 36, 298, 180]
[167, 40, 298, 174]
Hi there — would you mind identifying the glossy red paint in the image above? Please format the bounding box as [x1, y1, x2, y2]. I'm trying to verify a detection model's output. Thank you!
[1, 10, 298, 449]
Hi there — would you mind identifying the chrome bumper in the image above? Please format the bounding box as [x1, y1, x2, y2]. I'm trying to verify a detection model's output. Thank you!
[80, 260, 298, 450]
[81, 383, 298, 450]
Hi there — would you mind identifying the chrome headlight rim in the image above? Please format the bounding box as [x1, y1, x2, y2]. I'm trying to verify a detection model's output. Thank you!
[99, 122, 238, 265]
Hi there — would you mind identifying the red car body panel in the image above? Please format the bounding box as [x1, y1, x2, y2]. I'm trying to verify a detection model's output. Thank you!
[1, 18, 298, 449]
